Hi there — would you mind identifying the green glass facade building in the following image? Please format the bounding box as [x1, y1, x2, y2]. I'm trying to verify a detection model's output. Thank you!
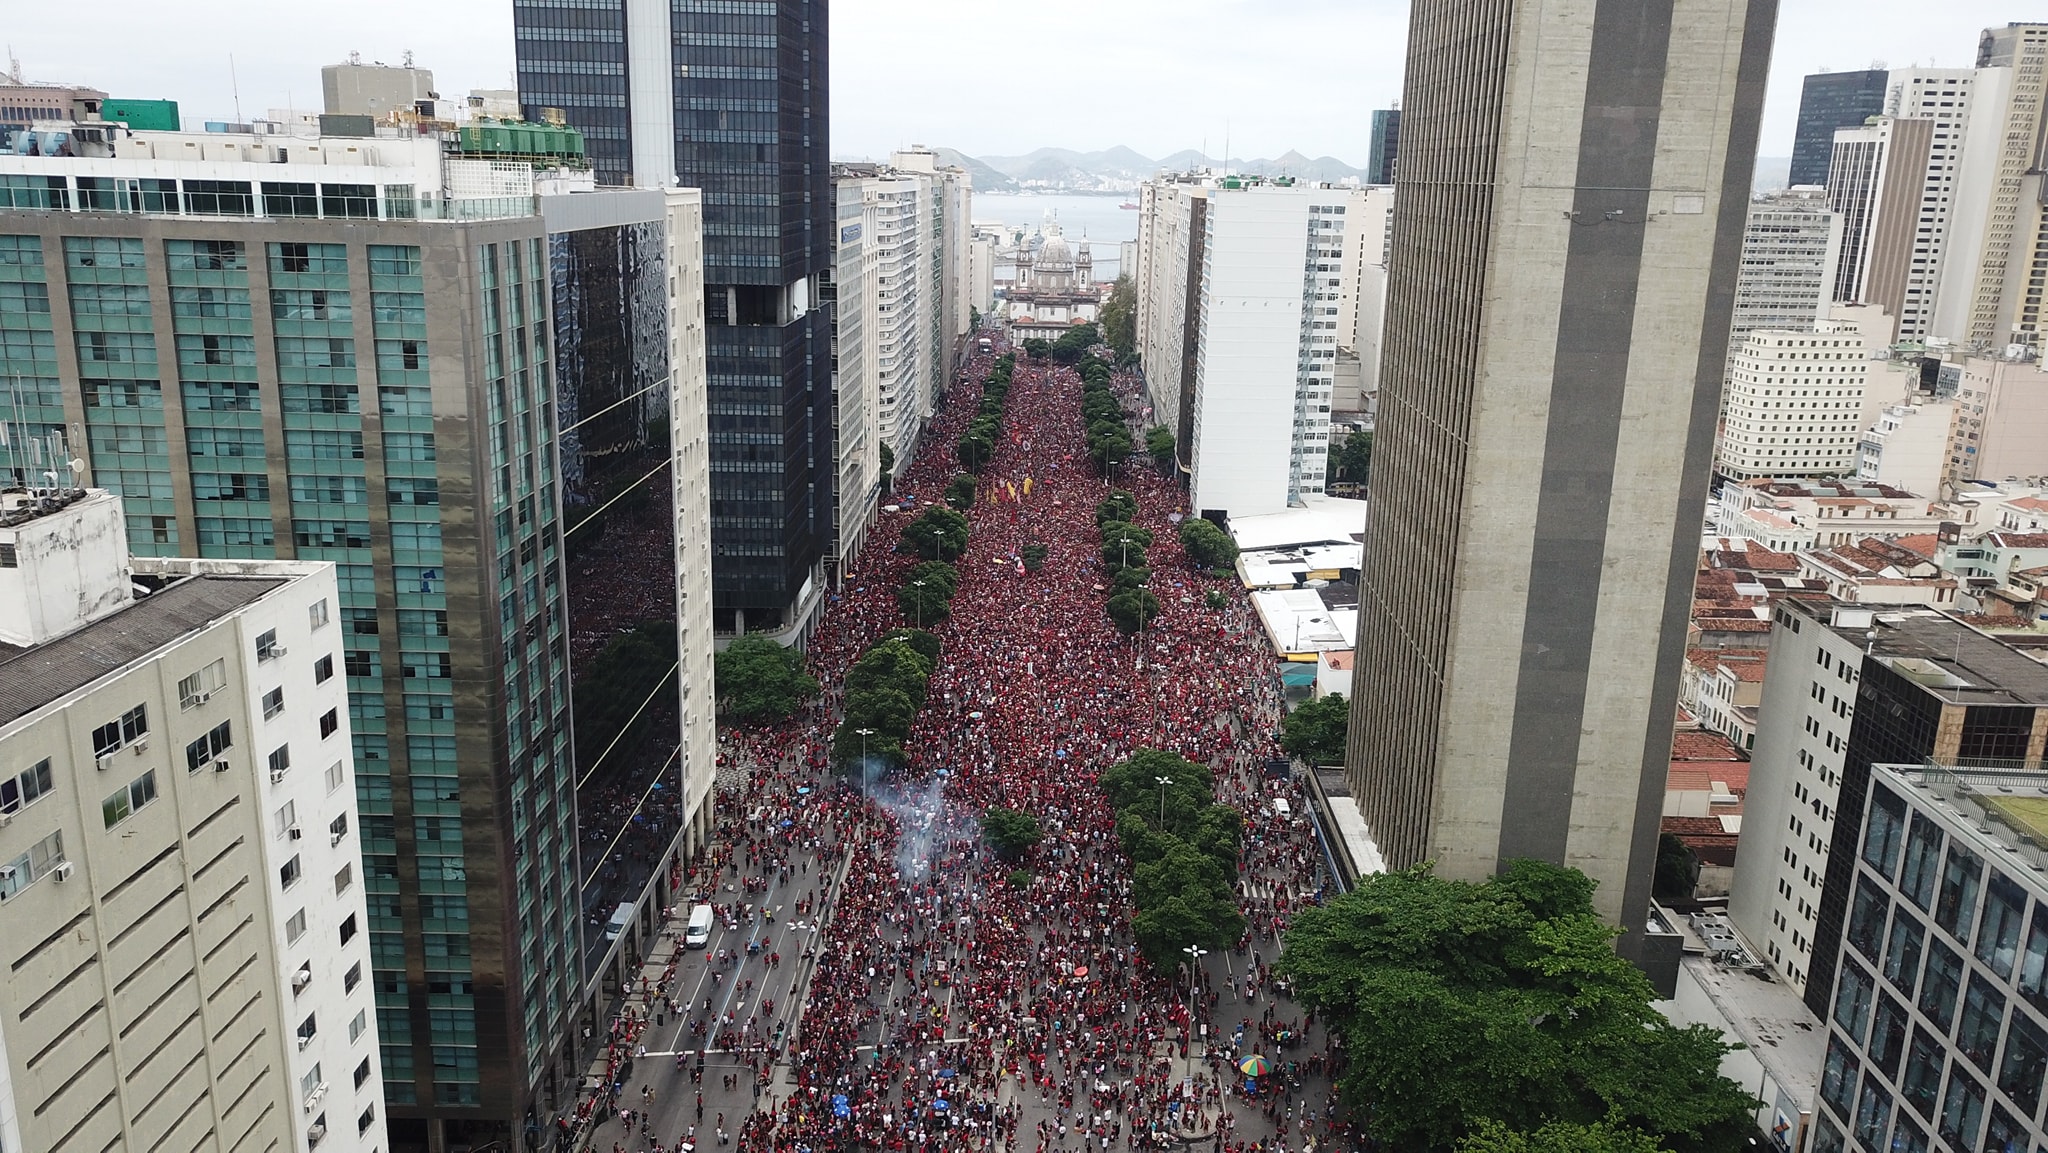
[0, 198, 582, 1151]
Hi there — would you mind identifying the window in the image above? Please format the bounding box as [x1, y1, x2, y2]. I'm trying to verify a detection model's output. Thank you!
[314, 654, 335, 684]
[101, 770, 157, 828]
[339, 914, 358, 946]
[298, 1013, 317, 1043]
[268, 746, 291, 776]
[309, 599, 330, 630]
[1885, 910, 1926, 997]
[287, 910, 308, 944]
[256, 628, 281, 660]
[280, 854, 302, 889]
[262, 686, 285, 720]
[335, 862, 353, 895]
[1, 758, 54, 813]
[350, 1008, 368, 1042]
[1920, 940, 1964, 1030]
[0, 830, 65, 899]
[1958, 974, 2006, 1071]
[1821, 1033, 1859, 1117]
[358, 1104, 376, 1135]
[1936, 845, 1985, 943]
[1938, 1067, 1985, 1150]
[92, 704, 149, 756]
[1978, 873, 2027, 979]
[184, 721, 233, 772]
[2000, 1012, 2048, 1116]
[1901, 813, 1944, 909]
[2020, 907, 2048, 1014]
[325, 761, 345, 794]
[177, 659, 227, 709]
[1849, 876, 1890, 960]
[1852, 1077, 1891, 1151]
[274, 800, 297, 838]
[1835, 960, 1876, 1042]
[319, 708, 340, 739]
[1903, 1026, 1945, 1119]
[1864, 784, 1907, 878]
[354, 1057, 372, 1089]
[330, 813, 349, 842]
[301, 1062, 322, 1102]
[1869, 992, 1909, 1079]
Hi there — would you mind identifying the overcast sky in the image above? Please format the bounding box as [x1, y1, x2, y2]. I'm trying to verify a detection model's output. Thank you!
[3, 0, 2029, 165]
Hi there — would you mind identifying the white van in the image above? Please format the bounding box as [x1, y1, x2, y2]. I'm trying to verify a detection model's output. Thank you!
[1270, 798, 1292, 818]
[604, 901, 635, 943]
[684, 904, 715, 950]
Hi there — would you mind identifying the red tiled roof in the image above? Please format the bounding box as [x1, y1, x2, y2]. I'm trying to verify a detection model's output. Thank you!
[1672, 730, 1746, 763]
[1893, 534, 1941, 560]
[1989, 533, 2048, 550]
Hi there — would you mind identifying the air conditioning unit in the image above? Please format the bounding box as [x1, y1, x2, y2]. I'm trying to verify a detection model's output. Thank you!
[297, 1034, 312, 1051]
[214, 759, 231, 773]
[287, 824, 303, 841]
[270, 769, 288, 784]
[0, 810, 12, 828]
[270, 645, 289, 658]
[329, 830, 344, 847]
[197, 691, 213, 705]
[0, 864, 17, 882]
[293, 967, 313, 989]
[95, 753, 115, 772]
[131, 738, 149, 755]
[52, 861, 73, 882]
[306, 1122, 326, 1144]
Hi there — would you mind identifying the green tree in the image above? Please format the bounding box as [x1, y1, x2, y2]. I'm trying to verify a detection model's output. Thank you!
[945, 474, 979, 511]
[1459, 1118, 1670, 1153]
[1099, 275, 1137, 358]
[1335, 428, 1373, 484]
[1106, 588, 1161, 636]
[878, 627, 942, 666]
[1021, 337, 1051, 359]
[1096, 490, 1139, 528]
[958, 428, 995, 472]
[1205, 588, 1228, 610]
[899, 569, 957, 626]
[1178, 517, 1239, 570]
[880, 442, 895, 482]
[1088, 426, 1133, 472]
[1099, 521, 1155, 571]
[1144, 425, 1176, 471]
[1279, 693, 1349, 766]
[902, 505, 970, 561]
[1655, 833, 1699, 903]
[1021, 542, 1049, 573]
[713, 634, 820, 725]
[980, 807, 1044, 861]
[1277, 860, 1756, 1152]
[1111, 565, 1151, 592]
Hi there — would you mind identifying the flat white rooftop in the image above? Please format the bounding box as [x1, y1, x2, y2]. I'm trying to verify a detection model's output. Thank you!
[1226, 495, 1367, 552]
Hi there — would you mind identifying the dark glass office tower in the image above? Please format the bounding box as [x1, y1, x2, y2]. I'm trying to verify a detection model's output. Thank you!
[1366, 109, 1400, 185]
[674, 1, 832, 636]
[515, 0, 833, 638]
[1790, 69, 1890, 188]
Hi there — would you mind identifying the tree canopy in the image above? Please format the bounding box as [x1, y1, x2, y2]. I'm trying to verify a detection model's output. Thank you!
[1458, 1119, 1671, 1153]
[1334, 428, 1372, 485]
[979, 807, 1044, 861]
[902, 505, 970, 561]
[898, 560, 960, 625]
[1276, 860, 1755, 1152]
[1279, 692, 1349, 766]
[1099, 276, 1136, 359]
[1178, 517, 1239, 571]
[1106, 588, 1161, 636]
[1145, 425, 1176, 471]
[1096, 490, 1139, 529]
[713, 634, 819, 725]
[1101, 750, 1244, 968]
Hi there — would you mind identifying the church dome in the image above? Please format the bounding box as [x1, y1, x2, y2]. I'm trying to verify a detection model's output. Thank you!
[1038, 232, 1071, 266]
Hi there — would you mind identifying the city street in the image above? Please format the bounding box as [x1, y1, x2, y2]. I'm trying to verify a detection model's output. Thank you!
[564, 334, 1351, 1153]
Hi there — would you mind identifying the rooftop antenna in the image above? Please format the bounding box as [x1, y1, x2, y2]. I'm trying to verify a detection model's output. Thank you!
[403, 49, 415, 69]
[229, 54, 243, 123]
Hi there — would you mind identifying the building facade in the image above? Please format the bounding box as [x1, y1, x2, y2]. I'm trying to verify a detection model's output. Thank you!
[1729, 191, 1842, 381]
[1345, 0, 1775, 950]
[1134, 174, 1211, 469]
[1716, 308, 1890, 481]
[1947, 353, 2048, 485]
[1826, 117, 1933, 324]
[1792, 70, 1892, 189]
[1859, 401, 1957, 496]
[0, 147, 589, 1147]
[0, 490, 380, 1153]
[1810, 762, 2048, 1153]
[1366, 109, 1400, 186]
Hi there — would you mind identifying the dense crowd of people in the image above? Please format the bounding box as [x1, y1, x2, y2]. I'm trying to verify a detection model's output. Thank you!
[572, 332, 1356, 1153]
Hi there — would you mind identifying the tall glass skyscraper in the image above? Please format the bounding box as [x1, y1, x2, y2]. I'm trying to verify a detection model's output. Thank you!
[517, 0, 834, 639]
[1791, 69, 1891, 188]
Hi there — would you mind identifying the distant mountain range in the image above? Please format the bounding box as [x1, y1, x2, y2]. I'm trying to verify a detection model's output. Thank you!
[929, 146, 1370, 193]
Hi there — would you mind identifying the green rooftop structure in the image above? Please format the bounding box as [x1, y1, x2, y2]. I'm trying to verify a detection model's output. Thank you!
[453, 118, 588, 168]
[101, 99, 179, 131]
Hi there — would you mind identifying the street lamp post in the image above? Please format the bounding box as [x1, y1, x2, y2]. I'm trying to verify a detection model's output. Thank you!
[1183, 943, 1208, 1061]
[856, 727, 877, 798]
[1155, 775, 1173, 827]
[912, 579, 927, 630]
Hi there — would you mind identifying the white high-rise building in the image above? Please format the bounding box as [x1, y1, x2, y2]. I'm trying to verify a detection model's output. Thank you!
[1826, 116, 1934, 329]
[831, 153, 974, 556]
[1336, 187, 1394, 421]
[0, 489, 381, 1153]
[1730, 191, 1842, 373]
[662, 188, 719, 857]
[1716, 306, 1898, 480]
[1883, 68, 1985, 344]
[1134, 174, 1214, 465]
[1187, 181, 1367, 518]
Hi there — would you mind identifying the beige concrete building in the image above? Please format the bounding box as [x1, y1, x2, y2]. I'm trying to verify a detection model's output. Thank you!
[1715, 306, 1898, 481]
[0, 489, 380, 1153]
[1345, 0, 1775, 953]
[1826, 117, 1932, 329]
[1948, 352, 2048, 484]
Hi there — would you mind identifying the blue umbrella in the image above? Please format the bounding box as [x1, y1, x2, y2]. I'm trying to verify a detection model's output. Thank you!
[931, 1099, 950, 1113]
[936, 1069, 956, 1080]
[832, 1094, 850, 1118]
[781, 819, 794, 828]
